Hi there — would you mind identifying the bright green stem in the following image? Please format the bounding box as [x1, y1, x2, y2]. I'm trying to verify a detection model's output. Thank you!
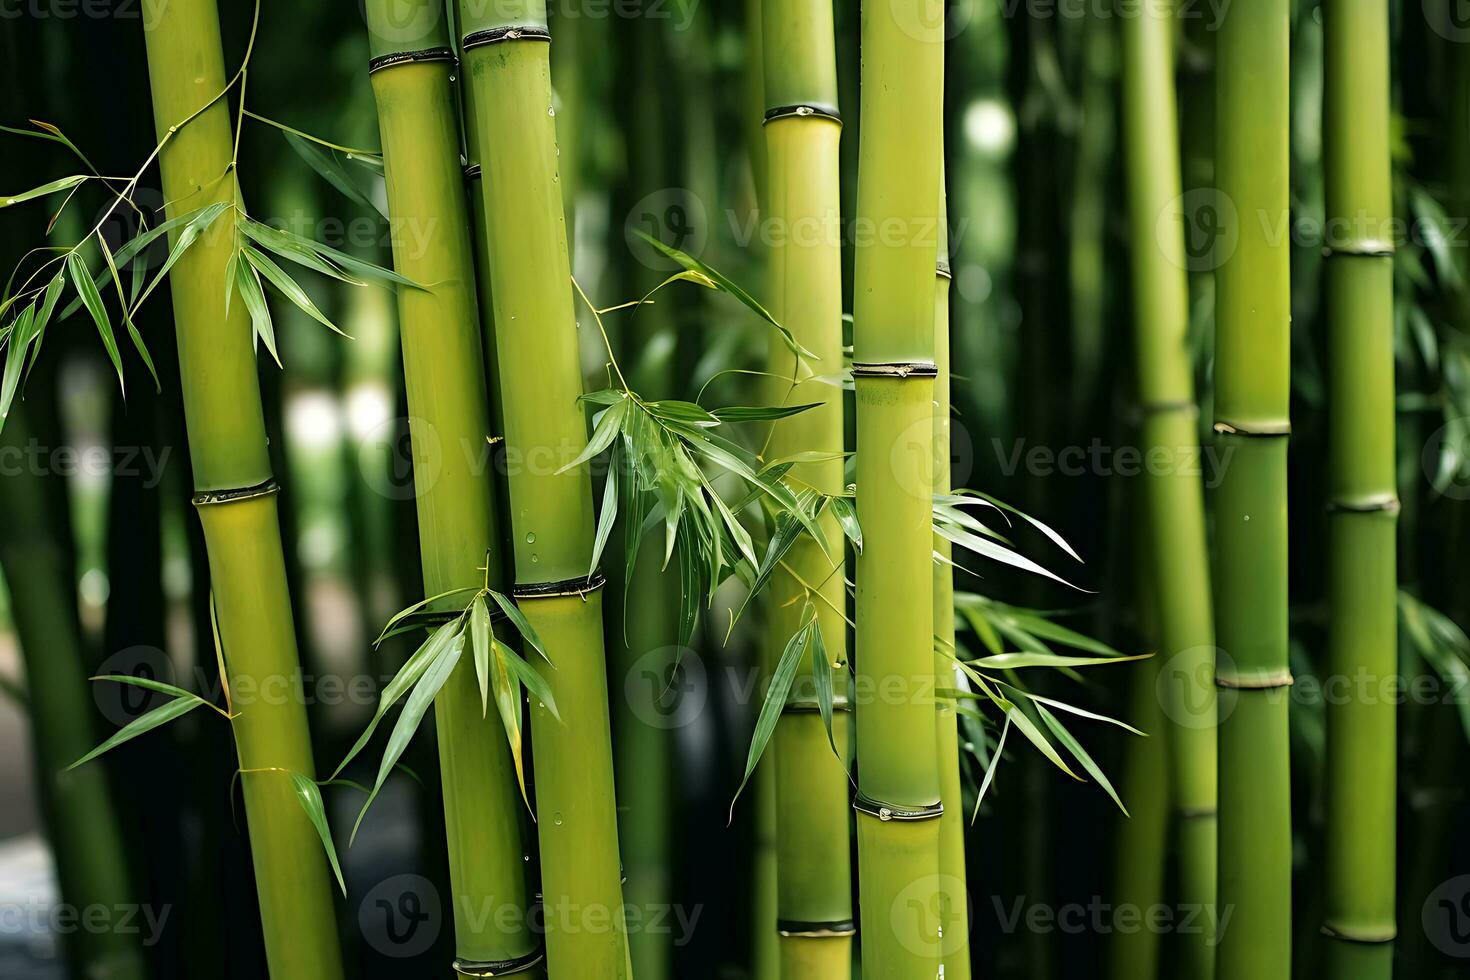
[1119, 1, 1218, 973]
[0, 409, 147, 980]
[457, 2, 631, 976]
[1213, 3, 1292, 978]
[851, 1, 945, 977]
[140, 2, 344, 976]
[761, 2, 853, 976]
[364, 1, 541, 971]
[1321, 0, 1396, 968]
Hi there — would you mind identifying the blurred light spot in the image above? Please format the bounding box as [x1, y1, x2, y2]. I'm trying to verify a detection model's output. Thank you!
[79, 568, 110, 607]
[965, 99, 1014, 157]
[344, 382, 393, 442]
[958, 264, 993, 305]
[287, 390, 342, 450]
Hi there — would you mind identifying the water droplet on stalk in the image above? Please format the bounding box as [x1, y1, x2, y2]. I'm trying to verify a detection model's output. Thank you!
[553, 812, 564, 826]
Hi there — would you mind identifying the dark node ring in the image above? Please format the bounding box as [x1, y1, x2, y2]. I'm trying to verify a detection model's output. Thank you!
[1319, 924, 1397, 945]
[783, 697, 852, 714]
[851, 361, 940, 379]
[452, 947, 546, 977]
[936, 259, 952, 280]
[192, 478, 280, 507]
[763, 103, 843, 126]
[853, 792, 944, 822]
[462, 26, 552, 50]
[464, 163, 483, 181]
[777, 918, 858, 938]
[367, 47, 456, 75]
[513, 569, 608, 600]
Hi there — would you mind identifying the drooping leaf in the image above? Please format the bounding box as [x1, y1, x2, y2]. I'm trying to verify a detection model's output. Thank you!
[234, 258, 280, 367]
[1, 304, 38, 420]
[287, 772, 346, 894]
[732, 619, 813, 813]
[810, 621, 840, 759]
[589, 457, 619, 578]
[66, 252, 124, 395]
[470, 595, 493, 717]
[487, 590, 551, 665]
[97, 232, 159, 392]
[284, 131, 387, 218]
[1035, 703, 1127, 813]
[828, 495, 862, 552]
[242, 245, 346, 336]
[710, 403, 821, 423]
[970, 714, 1010, 823]
[558, 395, 628, 473]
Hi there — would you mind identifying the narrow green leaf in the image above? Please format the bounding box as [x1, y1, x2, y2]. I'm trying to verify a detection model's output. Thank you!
[969, 651, 1147, 670]
[1, 174, 87, 208]
[1005, 703, 1079, 779]
[488, 590, 551, 665]
[287, 772, 347, 894]
[810, 621, 840, 759]
[66, 252, 124, 395]
[499, 643, 560, 721]
[374, 586, 479, 646]
[732, 620, 812, 812]
[970, 714, 1010, 823]
[69, 696, 205, 770]
[284, 131, 386, 218]
[242, 246, 346, 336]
[557, 396, 627, 473]
[97, 232, 159, 392]
[128, 202, 232, 312]
[234, 259, 280, 368]
[710, 403, 821, 423]
[470, 596, 492, 717]
[91, 674, 208, 706]
[1036, 703, 1127, 813]
[828, 495, 862, 553]
[1, 305, 37, 420]
[589, 456, 619, 578]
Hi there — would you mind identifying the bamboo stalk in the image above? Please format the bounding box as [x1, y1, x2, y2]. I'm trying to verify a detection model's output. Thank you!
[0, 403, 148, 980]
[850, 1, 945, 976]
[363, 2, 542, 974]
[1212, 1, 1292, 976]
[140, 2, 345, 976]
[760, 3, 853, 977]
[1118, 2, 1218, 974]
[456, 3, 632, 976]
[932, 186, 972, 980]
[1321, 0, 1396, 973]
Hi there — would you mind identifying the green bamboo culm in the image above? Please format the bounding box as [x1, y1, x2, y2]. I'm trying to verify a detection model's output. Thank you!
[1212, 1, 1292, 977]
[0, 406, 148, 980]
[932, 186, 972, 980]
[140, 0, 345, 976]
[850, 1, 946, 977]
[456, 2, 632, 976]
[1321, 0, 1397, 974]
[760, 2, 854, 977]
[363, 2, 543, 975]
[1118, 1, 1218, 974]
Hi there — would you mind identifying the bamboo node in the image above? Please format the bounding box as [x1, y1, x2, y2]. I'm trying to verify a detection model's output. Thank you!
[851, 361, 939, 379]
[367, 47, 456, 75]
[191, 478, 280, 507]
[853, 792, 943, 822]
[452, 947, 546, 976]
[513, 569, 607, 600]
[762, 103, 843, 127]
[936, 259, 953, 280]
[776, 918, 857, 938]
[783, 696, 852, 715]
[463, 163, 483, 182]
[462, 26, 552, 51]
[1319, 923, 1397, 945]
[1212, 419, 1291, 438]
[1327, 494, 1401, 515]
[1322, 239, 1395, 259]
[1214, 669, 1294, 690]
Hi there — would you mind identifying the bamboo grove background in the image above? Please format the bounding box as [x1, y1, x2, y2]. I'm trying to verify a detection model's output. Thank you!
[0, 1, 1466, 978]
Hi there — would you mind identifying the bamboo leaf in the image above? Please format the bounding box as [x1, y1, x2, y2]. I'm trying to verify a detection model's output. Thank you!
[68, 695, 205, 770]
[961, 490, 1084, 563]
[710, 403, 821, 423]
[91, 674, 209, 706]
[237, 214, 417, 288]
[1003, 703, 1079, 780]
[636, 231, 818, 361]
[242, 246, 346, 336]
[969, 651, 1147, 670]
[128, 202, 232, 312]
[557, 396, 627, 473]
[732, 619, 813, 813]
[284, 132, 387, 218]
[589, 456, 619, 578]
[828, 495, 862, 553]
[934, 521, 1083, 591]
[333, 616, 463, 779]
[489, 634, 529, 808]
[1, 174, 87, 208]
[499, 642, 560, 721]
[373, 586, 480, 646]
[470, 596, 492, 717]
[234, 259, 280, 368]
[66, 252, 124, 396]
[287, 772, 346, 895]
[487, 590, 551, 665]
[353, 630, 464, 842]
[238, 215, 363, 284]
[810, 621, 840, 759]
[970, 715, 1010, 823]
[1, 305, 37, 420]
[97, 232, 159, 392]
[1035, 703, 1126, 813]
